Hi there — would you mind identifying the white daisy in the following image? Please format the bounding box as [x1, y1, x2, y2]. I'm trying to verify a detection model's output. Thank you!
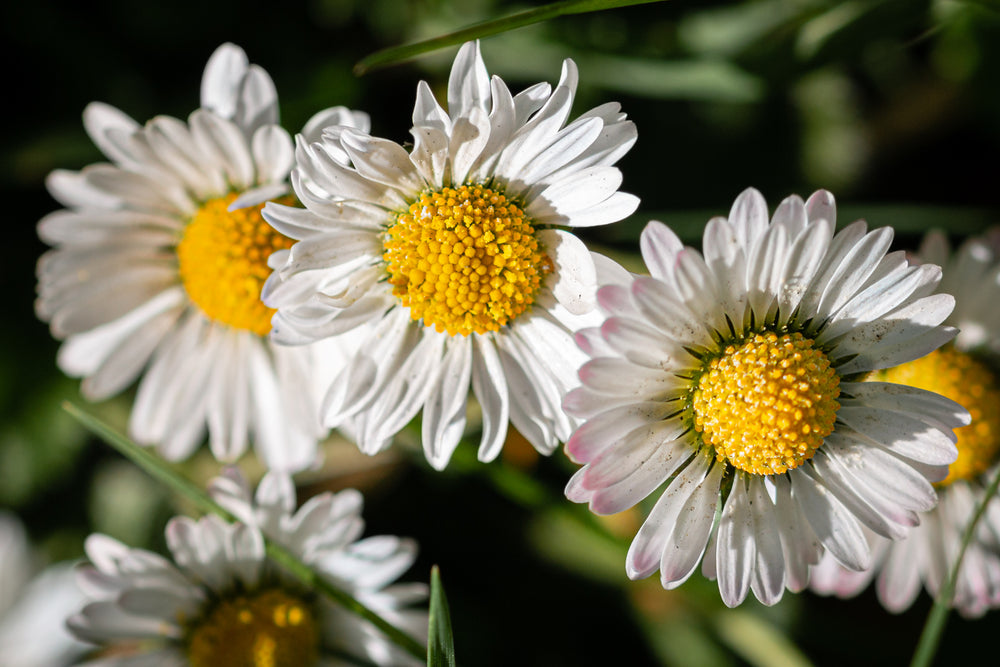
[563, 187, 969, 607]
[0, 511, 88, 667]
[69, 471, 427, 666]
[810, 229, 1000, 618]
[262, 40, 639, 469]
[36, 42, 368, 471]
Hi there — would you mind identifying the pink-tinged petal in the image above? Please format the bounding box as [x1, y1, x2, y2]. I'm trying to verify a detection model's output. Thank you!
[626, 452, 711, 580]
[639, 221, 682, 281]
[658, 462, 723, 588]
[727, 187, 769, 250]
[876, 532, 924, 613]
[564, 401, 674, 463]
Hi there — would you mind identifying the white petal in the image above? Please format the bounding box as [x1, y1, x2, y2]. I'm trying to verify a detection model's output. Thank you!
[339, 129, 425, 192]
[447, 41, 490, 122]
[626, 452, 711, 579]
[727, 187, 769, 249]
[792, 469, 870, 571]
[876, 533, 924, 612]
[235, 64, 279, 137]
[748, 475, 785, 605]
[301, 106, 371, 143]
[200, 43, 249, 119]
[835, 405, 958, 466]
[472, 335, 510, 462]
[83, 102, 141, 167]
[422, 338, 472, 470]
[658, 461, 723, 589]
[251, 125, 294, 184]
[537, 229, 596, 315]
[716, 475, 755, 607]
[190, 109, 255, 190]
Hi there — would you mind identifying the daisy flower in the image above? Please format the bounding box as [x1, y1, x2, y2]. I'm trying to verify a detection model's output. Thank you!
[810, 230, 1000, 617]
[262, 40, 639, 469]
[0, 512, 88, 667]
[69, 471, 427, 666]
[563, 188, 969, 607]
[36, 43, 368, 471]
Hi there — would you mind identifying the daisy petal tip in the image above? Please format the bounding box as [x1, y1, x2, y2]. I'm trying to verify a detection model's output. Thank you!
[624, 552, 658, 582]
[564, 478, 593, 504]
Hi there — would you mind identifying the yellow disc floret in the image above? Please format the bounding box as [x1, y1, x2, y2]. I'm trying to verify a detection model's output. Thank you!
[692, 331, 841, 476]
[383, 183, 550, 337]
[177, 193, 295, 336]
[186, 588, 319, 667]
[874, 346, 1000, 487]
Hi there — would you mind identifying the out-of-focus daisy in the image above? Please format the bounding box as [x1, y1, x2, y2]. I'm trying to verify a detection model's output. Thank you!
[262, 41, 638, 469]
[810, 230, 1000, 617]
[69, 471, 427, 666]
[564, 188, 968, 607]
[0, 511, 88, 667]
[36, 43, 368, 471]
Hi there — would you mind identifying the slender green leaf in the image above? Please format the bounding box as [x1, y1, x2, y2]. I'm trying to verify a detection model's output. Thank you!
[910, 466, 1000, 667]
[479, 37, 763, 102]
[354, 0, 667, 74]
[714, 610, 813, 667]
[62, 402, 427, 662]
[428, 566, 457, 667]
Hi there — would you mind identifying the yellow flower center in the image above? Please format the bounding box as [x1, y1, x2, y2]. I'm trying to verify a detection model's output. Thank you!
[874, 347, 1000, 487]
[186, 589, 319, 667]
[383, 183, 550, 337]
[177, 193, 295, 336]
[692, 331, 841, 476]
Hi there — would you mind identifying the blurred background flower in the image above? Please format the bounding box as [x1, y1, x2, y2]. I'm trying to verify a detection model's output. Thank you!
[4, 0, 1000, 664]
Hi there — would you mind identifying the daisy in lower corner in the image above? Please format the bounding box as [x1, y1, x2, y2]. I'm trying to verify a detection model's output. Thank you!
[262, 40, 639, 469]
[36, 43, 368, 471]
[68, 471, 427, 666]
[563, 187, 970, 607]
[810, 229, 1000, 617]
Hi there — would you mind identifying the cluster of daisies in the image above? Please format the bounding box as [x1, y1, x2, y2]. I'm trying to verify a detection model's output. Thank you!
[30, 38, 1000, 665]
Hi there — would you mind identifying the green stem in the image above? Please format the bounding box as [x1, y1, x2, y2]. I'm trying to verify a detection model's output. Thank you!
[354, 0, 667, 74]
[62, 402, 427, 662]
[910, 467, 1000, 667]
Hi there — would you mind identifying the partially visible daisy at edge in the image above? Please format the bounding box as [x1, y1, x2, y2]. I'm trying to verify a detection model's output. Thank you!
[563, 187, 969, 607]
[0, 511, 88, 667]
[810, 229, 1000, 618]
[261, 41, 639, 470]
[68, 470, 427, 666]
[36, 43, 368, 471]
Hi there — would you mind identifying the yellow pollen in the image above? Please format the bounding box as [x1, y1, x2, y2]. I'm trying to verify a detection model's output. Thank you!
[874, 346, 1000, 487]
[692, 331, 841, 476]
[383, 183, 551, 336]
[177, 193, 295, 336]
[186, 589, 319, 667]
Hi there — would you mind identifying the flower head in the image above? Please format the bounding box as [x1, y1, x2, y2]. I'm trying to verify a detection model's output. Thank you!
[263, 41, 638, 469]
[69, 471, 427, 666]
[36, 43, 367, 471]
[564, 188, 968, 607]
[810, 229, 1000, 617]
